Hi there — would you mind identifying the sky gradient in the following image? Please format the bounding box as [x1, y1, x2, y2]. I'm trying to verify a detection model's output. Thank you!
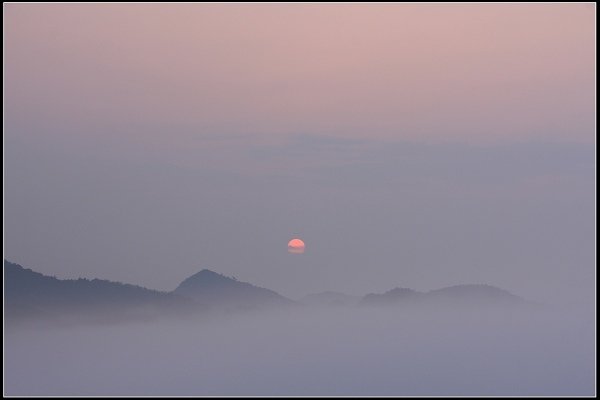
[4, 4, 596, 304]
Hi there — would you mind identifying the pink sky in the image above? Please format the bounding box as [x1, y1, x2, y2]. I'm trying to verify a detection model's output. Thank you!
[5, 3, 595, 147]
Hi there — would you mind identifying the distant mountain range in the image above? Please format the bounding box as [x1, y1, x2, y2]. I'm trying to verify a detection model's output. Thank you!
[360, 284, 523, 307]
[4, 260, 527, 325]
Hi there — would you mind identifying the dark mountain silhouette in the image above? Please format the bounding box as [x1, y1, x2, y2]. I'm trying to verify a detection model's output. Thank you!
[173, 269, 295, 311]
[360, 284, 524, 307]
[5, 260, 528, 327]
[4, 262, 294, 324]
[4, 261, 196, 324]
[300, 291, 360, 307]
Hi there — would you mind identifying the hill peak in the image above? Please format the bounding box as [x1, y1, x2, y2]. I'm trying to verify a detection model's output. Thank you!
[173, 268, 293, 309]
[181, 269, 239, 284]
[193, 268, 226, 277]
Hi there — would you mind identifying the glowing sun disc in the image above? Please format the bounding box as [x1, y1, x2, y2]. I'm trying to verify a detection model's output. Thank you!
[288, 238, 305, 254]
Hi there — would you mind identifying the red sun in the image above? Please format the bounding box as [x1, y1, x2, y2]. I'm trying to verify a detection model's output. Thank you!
[287, 238, 305, 254]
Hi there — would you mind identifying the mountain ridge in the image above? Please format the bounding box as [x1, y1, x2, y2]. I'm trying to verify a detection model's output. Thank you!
[5, 260, 529, 325]
[4, 261, 197, 324]
[360, 283, 524, 307]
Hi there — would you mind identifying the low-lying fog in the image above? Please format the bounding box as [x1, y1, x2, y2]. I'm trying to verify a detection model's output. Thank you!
[4, 304, 594, 396]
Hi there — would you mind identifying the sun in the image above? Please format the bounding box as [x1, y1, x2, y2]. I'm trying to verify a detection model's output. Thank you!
[287, 238, 305, 254]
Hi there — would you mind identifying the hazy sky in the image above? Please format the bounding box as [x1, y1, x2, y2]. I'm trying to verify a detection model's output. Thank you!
[4, 4, 595, 303]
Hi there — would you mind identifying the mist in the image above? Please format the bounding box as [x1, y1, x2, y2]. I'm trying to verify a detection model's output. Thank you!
[4, 303, 594, 396]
